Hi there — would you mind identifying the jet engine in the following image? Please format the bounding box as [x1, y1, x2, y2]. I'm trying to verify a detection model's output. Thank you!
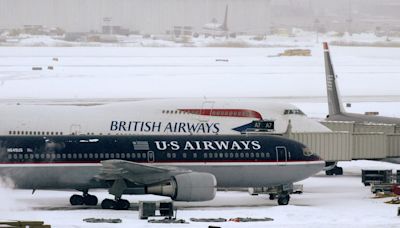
[146, 172, 217, 201]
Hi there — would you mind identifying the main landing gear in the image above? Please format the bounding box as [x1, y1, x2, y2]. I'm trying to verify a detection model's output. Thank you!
[101, 198, 130, 210]
[69, 193, 98, 206]
[267, 192, 290, 205]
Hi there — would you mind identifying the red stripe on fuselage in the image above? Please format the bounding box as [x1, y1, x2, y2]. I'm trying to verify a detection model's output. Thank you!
[0, 159, 322, 165]
[179, 109, 263, 119]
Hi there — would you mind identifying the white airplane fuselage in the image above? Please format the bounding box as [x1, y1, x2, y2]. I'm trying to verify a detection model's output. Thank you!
[0, 98, 330, 136]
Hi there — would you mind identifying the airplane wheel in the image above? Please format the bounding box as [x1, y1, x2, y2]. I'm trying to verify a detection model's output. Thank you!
[83, 195, 98, 206]
[101, 199, 116, 209]
[277, 194, 290, 206]
[115, 199, 130, 210]
[269, 194, 276, 200]
[70, 194, 84, 206]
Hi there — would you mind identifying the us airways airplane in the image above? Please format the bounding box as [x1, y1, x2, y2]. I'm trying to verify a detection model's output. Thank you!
[0, 134, 324, 209]
[323, 42, 400, 124]
[0, 98, 330, 137]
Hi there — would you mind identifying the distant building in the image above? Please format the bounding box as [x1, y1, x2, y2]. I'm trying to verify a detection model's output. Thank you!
[0, 0, 399, 34]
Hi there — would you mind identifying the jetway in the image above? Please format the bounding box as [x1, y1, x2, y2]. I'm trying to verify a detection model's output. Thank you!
[286, 121, 400, 162]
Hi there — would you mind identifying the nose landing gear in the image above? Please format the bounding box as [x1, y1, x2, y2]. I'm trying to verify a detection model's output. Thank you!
[277, 193, 290, 205]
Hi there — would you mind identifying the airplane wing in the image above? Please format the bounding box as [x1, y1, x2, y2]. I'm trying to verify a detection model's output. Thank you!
[95, 159, 191, 185]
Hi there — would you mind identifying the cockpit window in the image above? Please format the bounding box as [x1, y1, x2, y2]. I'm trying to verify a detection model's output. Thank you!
[284, 109, 305, 115]
[302, 146, 313, 156]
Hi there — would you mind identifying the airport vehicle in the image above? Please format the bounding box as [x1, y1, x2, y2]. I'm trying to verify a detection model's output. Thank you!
[323, 42, 400, 125]
[0, 134, 324, 209]
[0, 98, 330, 137]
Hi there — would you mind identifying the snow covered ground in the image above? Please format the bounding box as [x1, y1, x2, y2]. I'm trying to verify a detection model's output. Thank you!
[1, 160, 400, 228]
[1, 43, 400, 118]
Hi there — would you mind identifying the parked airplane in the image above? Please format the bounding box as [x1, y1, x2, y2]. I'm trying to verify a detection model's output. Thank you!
[202, 5, 229, 32]
[323, 42, 400, 124]
[0, 98, 330, 137]
[201, 5, 237, 38]
[0, 134, 324, 209]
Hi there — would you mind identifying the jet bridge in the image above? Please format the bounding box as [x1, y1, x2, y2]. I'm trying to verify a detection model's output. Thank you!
[285, 121, 400, 162]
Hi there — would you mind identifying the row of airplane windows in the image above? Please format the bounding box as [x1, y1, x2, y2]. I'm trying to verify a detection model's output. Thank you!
[162, 110, 252, 117]
[8, 151, 274, 161]
[8, 130, 161, 136]
[166, 151, 272, 159]
[9, 131, 64, 136]
[8, 152, 148, 160]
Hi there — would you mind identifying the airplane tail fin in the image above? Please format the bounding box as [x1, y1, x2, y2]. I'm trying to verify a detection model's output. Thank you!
[222, 5, 228, 31]
[323, 42, 344, 116]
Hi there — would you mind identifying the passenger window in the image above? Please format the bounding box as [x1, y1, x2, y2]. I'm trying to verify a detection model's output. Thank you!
[131, 153, 136, 159]
[209, 153, 213, 158]
[13, 154, 18, 159]
[78, 154, 82, 159]
[30, 154, 34, 159]
[229, 153, 234, 158]
[171, 153, 176, 159]
[89, 153, 93, 159]
[137, 153, 141, 159]
[105, 153, 109, 159]
[250, 153, 254, 158]
[110, 153, 115, 159]
[19, 154, 23, 159]
[120, 153, 125, 159]
[84, 153, 88, 159]
[115, 153, 120, 159]
[126, 153, 131, 159]
[72, 154, 77, 159]
[67, 154, 71, 159]
[240, 153, 244, 158]
[182, 153, 187, 158]
[193, 153, 197, 159]
[142, 153, 147, 158]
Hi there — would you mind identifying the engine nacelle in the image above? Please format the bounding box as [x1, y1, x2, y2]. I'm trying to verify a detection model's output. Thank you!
[146, 172, 217, 202]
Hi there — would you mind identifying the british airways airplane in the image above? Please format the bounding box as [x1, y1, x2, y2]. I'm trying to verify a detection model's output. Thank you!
[0, 98, 330, 136]
[0, 134, 324, 209]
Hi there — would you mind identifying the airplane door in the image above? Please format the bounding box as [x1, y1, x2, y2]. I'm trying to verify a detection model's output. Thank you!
[198, 101, 215, 122]
[276, 146, 287, 165]
[147, 151, 155, 163]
